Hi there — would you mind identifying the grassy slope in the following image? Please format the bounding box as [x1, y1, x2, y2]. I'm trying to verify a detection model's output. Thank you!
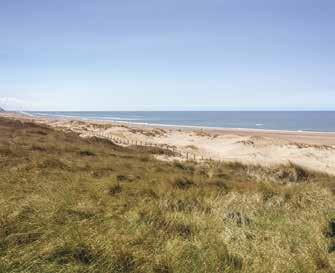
[0, 117, 335, 273]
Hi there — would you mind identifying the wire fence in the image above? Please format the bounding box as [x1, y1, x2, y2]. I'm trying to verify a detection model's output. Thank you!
[86, 131, 224, 163]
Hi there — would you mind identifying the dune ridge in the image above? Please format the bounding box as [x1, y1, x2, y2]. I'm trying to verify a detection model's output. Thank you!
[2, 112, 335, 175]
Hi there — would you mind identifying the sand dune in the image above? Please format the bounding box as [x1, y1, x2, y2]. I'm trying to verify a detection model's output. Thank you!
[2, 112, 335, 175]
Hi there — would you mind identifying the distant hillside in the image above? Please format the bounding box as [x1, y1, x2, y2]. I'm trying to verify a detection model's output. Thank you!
[0, 107, 5, 112]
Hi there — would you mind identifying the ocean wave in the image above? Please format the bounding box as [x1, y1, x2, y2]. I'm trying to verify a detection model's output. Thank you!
[33, 113, 82, 119]
[18, 111, 35, 117]
[27, 112, 334, 133]
[91, 116, 143, 121]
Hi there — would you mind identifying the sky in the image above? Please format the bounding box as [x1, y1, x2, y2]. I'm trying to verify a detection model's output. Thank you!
[0, 0, 334, 111]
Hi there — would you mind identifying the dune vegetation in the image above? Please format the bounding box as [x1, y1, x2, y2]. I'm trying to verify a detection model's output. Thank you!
[1, 117, 335, 273]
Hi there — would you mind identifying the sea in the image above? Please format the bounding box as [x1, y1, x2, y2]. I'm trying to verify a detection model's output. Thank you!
[27, 111, 335, 133]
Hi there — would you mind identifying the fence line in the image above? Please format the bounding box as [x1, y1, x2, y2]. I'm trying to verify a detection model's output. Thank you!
[86, 130, 235, 164]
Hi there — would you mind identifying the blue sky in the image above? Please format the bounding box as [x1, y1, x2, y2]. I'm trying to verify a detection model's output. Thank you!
[0, 0, 334, 110]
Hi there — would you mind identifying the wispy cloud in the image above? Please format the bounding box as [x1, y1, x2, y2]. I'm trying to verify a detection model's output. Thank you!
[0, 97, 39, 111]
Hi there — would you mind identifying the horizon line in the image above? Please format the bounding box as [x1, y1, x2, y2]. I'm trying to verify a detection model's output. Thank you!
[5, 109, 335, 112]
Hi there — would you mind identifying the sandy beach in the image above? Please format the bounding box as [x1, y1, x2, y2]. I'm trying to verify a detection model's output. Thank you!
[2, 112, 335, 175]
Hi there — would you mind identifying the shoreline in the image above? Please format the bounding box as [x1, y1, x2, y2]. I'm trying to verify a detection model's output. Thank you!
[2, 111, 335, 175]
[18, 111, 335, 135]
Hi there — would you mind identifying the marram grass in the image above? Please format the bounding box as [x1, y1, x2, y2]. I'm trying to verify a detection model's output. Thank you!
[0, 117, 335, 273]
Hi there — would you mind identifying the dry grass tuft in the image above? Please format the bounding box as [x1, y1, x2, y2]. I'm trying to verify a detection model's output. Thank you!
[1, 117, 335, 273]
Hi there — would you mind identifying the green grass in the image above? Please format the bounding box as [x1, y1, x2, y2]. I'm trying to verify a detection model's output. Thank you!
[0, 117, 335, 273]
